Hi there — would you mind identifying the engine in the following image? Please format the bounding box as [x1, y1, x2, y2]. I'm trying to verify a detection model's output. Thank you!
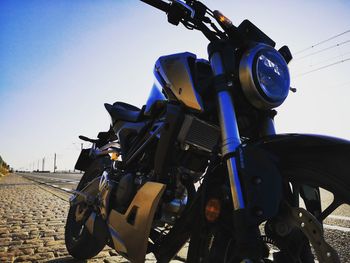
[100, 114, 219, 225]
[104, 167, 190, 226]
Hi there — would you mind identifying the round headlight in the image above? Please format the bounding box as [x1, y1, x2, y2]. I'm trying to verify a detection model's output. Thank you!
[239, 44, 290, 110]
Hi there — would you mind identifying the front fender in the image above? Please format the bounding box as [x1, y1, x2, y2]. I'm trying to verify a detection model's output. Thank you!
[247, 134, 350, 203]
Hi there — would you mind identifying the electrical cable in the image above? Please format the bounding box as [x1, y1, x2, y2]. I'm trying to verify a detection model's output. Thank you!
[294, 40, 350, 60]
[324, 80, 350, 89]
[294, 57, 350, 78]
[307, 50, 350, 67]
[291, 50, 350, 69]
[309, 81, 350, 90]
[294, 29, 350, 55]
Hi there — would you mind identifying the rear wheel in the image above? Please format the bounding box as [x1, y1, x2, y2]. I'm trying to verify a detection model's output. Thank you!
[65, 158, 110, 260]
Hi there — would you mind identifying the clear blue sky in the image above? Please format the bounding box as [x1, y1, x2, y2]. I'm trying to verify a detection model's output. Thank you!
[0, 0, 349, 171]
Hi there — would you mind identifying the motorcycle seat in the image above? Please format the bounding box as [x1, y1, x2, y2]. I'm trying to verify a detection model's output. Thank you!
[104, 102, 143, 123]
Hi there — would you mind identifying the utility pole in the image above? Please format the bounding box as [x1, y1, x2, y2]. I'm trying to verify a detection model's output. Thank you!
[42, 157, 45, 172]
[54, 153, 57, 173]
[37, 160, 39, 171]
[80, 143, 84, 173]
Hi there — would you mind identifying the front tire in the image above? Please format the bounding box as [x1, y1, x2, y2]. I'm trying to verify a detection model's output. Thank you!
[65, 158, 110, 260]
[188, 163, 350, 263]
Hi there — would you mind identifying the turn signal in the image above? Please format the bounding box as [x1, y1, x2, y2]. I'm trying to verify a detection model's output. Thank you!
[205, 198, 221, 222]
[110, 152, 119, 161]
[213, 10, 233, 28]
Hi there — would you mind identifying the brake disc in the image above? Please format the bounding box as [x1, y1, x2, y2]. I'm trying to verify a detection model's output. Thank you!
[288, 207, 340, 263]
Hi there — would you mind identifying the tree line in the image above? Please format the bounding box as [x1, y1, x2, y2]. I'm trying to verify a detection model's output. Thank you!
[0, 155, 10, 175]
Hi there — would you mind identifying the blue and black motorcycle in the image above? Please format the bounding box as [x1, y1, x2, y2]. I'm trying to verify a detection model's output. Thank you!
[65, 1, 350, 262]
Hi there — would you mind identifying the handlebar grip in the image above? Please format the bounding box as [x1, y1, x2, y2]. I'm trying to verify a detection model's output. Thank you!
[140, 0, 170, 13]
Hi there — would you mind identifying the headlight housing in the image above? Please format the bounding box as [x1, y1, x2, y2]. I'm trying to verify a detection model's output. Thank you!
[239, 44, 290, 110]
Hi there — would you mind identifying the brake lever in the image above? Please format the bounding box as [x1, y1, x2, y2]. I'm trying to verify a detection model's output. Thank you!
[173, 0, 195, 18]
[168, 0, 195, 26]
[165, 0, 220, 41]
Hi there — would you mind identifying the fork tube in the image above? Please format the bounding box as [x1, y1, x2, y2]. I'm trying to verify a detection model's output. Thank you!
[210, 51, 245, 210]
[260, 114, 277, 137]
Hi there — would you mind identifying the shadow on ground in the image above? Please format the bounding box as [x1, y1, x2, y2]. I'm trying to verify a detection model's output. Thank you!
[45, 257, 86, 263]
[44, 257, 130, 263]
[0, 183, 38, 187]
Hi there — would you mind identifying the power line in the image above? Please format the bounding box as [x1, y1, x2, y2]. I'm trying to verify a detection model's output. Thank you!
[307, 50, 350, 67]
[294, 29, 350, 55]
[294, 57, 350, 78]
[294, 40, 350, 60]
[322, 80, 350, 89]
[291, 50, 350, 69]
[306, 81, 350, 92]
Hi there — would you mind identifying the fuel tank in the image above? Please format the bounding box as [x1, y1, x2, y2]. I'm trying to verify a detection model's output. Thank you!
[154, 52, 204, 112]
[144, 84, 166, 116]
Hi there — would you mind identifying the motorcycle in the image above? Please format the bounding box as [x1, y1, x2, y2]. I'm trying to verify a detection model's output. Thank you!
[64, 0, 350, 262]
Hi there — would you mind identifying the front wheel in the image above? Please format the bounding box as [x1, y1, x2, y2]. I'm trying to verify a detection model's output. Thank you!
[65, 158, 110, 260]
[188, 168, 349, 263]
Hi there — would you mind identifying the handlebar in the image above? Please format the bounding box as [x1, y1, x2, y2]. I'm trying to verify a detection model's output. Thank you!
[140, 0, 231, 42]
[140, 0, 170, 13]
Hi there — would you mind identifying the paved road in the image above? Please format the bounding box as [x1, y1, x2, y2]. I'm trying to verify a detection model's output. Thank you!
[0, 173, 185, 263]
[1, 172, 349, 262]
[0, 173, 117, 263]
[21, 172, 82, 192]
[22, 172, 350, 226]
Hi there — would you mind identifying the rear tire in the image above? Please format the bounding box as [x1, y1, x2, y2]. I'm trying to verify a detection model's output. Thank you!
[65, 158, 110, 260]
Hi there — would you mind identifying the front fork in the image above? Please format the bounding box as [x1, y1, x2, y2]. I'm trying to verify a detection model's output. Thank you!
[209, 44, 276, 261]
[210, 51, 245, 210]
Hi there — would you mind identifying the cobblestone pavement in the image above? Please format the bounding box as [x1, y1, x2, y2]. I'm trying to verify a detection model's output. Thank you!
[0, 173, 166, 263]
[1, 173, 349, 262]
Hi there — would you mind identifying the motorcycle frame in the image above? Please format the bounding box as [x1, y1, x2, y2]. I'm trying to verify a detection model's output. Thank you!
[146, 40, 284, 261]
[70, 1, 350, 260]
